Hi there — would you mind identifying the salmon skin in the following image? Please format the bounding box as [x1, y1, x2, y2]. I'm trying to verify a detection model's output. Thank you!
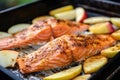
[0, 18, 89, 50]
[17, 34, 116, 74]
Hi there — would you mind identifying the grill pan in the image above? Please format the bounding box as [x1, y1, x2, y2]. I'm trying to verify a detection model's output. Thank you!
[0, 0, 120, 80]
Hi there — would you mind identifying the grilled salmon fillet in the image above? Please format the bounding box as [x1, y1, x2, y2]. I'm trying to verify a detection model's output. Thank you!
[17, 34, 116, 74]
[0, 18, 89, 50]
[0, 21, 52, 50]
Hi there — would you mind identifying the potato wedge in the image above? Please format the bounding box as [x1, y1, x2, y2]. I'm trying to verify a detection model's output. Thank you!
[54, 10, 75, 20]
[83, 17, 110, 24]
[73, 74, 91, 80]
[75, 7, 87, 22]
[83, 55, 108, 74]
[0, 32, 12, 38]
[101, 43, 120, 58]
[112, 30, 120, 40]
[44, 64, 82, 80]
[89, 22, 115, 34]
[111, 17, 120, 28]
[49, 5, 74, 16]
[32, 16, 54, 24]
[0, 50, 19, 67]
[8, 23, 31, 34]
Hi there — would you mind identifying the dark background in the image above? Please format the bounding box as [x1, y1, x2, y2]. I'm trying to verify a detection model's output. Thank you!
[0, 0, 37, 11]
[0, 0, 120, 11]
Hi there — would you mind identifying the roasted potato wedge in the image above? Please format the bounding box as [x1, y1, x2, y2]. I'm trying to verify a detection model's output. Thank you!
[75, 7, 87, 22]
[89, 22, 115, 34]
[32, 16, 54, 24]
[49, 5, 74, 16]
[73, 74, 91, 80]
[0, 50, 19, 67]
[83, 16, 110, 24]
[44, 64, 82, 80]
[112, 30, 120, 40]
[8, 23, 31, 34]
[54, 10, 75, 20]
[101, 43, 120, 58]
[83, 55, 108, 74]
[0, 32, 12, 38]
[111, 17, 120, 28]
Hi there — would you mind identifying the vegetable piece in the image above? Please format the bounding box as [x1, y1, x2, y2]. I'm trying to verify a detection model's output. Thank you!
[83, 17, 110, 24]
[112, 30, 120, 40]
[54, 10, 75, 20]
[0, 50, 19, 67]
[44, 64, 82, 80]
[101, 43, 120, 58]
[32, 16, 54, 24]
[111, 17, 120, 28]
[76, 7, 87, 22]
[73, 74, 91, 80]
[89, 22, 115, 34]
[49, 5, 74, 16]
[8, 23, 31, 34]
[0, 32, 12, 38]
[83, 55, 108, 74]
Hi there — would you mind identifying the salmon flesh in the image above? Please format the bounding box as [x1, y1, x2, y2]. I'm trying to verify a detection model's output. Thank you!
[17, 34, 116, 74]
[0, 19, 89, 50]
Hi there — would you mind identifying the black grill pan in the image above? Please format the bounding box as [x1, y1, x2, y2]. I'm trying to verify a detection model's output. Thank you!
[0, 0, 120, 80]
